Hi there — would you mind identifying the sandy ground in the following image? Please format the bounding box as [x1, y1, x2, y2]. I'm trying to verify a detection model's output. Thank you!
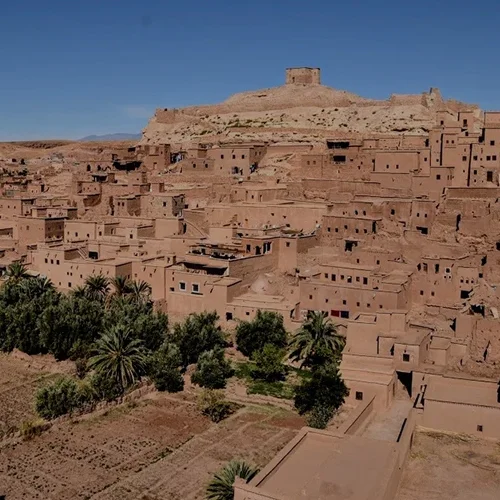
[0, 391, 303, 500]
[0, 353, 71, 436]
[396, 429, 500, 500]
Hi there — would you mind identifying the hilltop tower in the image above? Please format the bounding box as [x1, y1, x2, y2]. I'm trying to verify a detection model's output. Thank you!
[285, 67, 321, 85]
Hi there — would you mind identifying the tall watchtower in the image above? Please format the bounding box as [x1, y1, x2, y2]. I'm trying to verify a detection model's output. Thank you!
[285, 67, 321, 85]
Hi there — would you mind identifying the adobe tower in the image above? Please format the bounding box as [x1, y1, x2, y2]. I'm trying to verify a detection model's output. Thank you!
[285, 67, 321, 85]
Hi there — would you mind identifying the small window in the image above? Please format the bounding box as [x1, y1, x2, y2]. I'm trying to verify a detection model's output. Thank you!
[436, 174, 441, 180]
[487, 156, 491, 161]
[286, 242, 290, 247]
[390, 209, 395, 215]
[309, 295, 313, 300]
[241, 154, 245, 159]
[45, 258, 48, 263]
[363, 277, 368, 285]
[192, 283, 200, 293]
[490, 141, 495, 146]
[221, 154, 224, 159]
[420, 290, 424, 295]
[473, 155, 478, 161]
[179, 282, 186, 291]
[462, 156, 467, 161]
[226, 312, 233, 320]
[487, 171, 494, 182]
[403, 353, 410, 362]
[232, 154, 236, 159]
[56, 260, 60, 265]
[477, 425, 483, 432]
[342, 299, 347, 305]
[355, 391, 363, 401]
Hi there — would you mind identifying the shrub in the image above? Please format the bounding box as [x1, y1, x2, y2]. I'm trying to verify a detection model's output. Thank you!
[306, 404, 334, 429]
[251, 344, 286, 382]
[171, 311, 226, 367]
[235, 310, 287, 358]
[294, 363, 349, 417]
[197, 389, 234, 423]
[35, 376, 82, 419]
[88, 371, 123, 402]
[19, 418, 50, 440]
[191, 348, 233, 389]
[148, 343, 184, 393]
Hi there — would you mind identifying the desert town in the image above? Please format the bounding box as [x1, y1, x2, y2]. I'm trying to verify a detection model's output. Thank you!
[1, 68, 500, 499]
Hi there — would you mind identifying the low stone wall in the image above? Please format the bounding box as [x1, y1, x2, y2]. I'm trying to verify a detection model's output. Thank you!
[337, 394, 375, 435]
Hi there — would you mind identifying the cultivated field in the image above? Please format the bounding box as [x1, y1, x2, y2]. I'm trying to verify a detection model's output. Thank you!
[0, 353, 67, 436]
[397, 429, 500, 500]
[0, 392, 303, 499]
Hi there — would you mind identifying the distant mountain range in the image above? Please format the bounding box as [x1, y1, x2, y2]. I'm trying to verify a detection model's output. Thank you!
[79, 133, 141, 142]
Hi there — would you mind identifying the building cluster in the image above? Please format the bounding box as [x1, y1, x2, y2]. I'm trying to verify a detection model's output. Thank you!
[2, 69, 500, 498]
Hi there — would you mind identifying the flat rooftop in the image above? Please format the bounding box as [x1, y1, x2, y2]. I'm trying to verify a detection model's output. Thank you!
[254, 432, 398, 500]
[425, 377, 500, 408]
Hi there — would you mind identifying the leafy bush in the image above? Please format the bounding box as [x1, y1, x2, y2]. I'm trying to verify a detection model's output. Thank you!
[104, 299, 168, 352]
[251, 344, 286, 382]
[294, 363, 349, 416]
[35, 376, 84, 419]
[306, 404, 334, 429]
[19, 418, 50, 440]
[171, 311, 226, 367]
[235, 310, 287, 358]
[147, 343, 184, 393]
[197, 389, 234, 423]
[191, 348, 233, 389]
[88, 370, 123, 402]
[39, 295, 104, 360]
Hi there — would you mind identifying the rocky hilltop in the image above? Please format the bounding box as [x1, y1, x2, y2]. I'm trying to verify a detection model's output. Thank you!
[142, 77, 480, 146]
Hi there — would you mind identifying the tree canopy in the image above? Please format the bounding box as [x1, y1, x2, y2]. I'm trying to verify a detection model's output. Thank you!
[235, 310, 287, 358]
[289, 311, 344, 368]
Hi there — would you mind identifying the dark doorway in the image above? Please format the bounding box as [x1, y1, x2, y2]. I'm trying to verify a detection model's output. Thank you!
[397, 371, 412, 397]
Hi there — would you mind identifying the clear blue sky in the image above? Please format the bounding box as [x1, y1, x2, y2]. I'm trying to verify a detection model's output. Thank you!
[1, 0, 500, 140]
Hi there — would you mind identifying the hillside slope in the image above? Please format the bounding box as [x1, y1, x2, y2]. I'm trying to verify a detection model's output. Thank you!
[142, 83, 479, 146]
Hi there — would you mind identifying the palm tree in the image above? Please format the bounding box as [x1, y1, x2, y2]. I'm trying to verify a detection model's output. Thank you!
[111, 275, 132, 298]
[20, 276, 54, 299]
[71, 285, 88, 299]
[289, 311, 345, 368]
[88, 325, 146, 391]
[5, 261, 30, 282]
[206, 460, 259, 500]
[129, 279, 151, 303]
[84, 274, 110, 302]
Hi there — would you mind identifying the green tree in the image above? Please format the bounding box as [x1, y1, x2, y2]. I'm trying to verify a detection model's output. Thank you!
[129, 279, 152, 304]
[191, 348, 233, 389]
[306, 404, 335, 429]
[88, 325, 146, 392]
[147, 342, 184, 392]
[39, 295, 104, 360]
[104, 298, 168, 352]
[294, 363, 349, 420]
[289, 311, 344, 368]
[206, 460, 259, 500]
[35, 376, 82, 419]
[111, 275, 132, 298]
[235, 310, 287, 358]
[252, 344, 286, 382]
[84, 274, 110, 302]
[171, 311, 226, 368]
[5, 261, 30, 282]
[0, 277, 60, 354]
